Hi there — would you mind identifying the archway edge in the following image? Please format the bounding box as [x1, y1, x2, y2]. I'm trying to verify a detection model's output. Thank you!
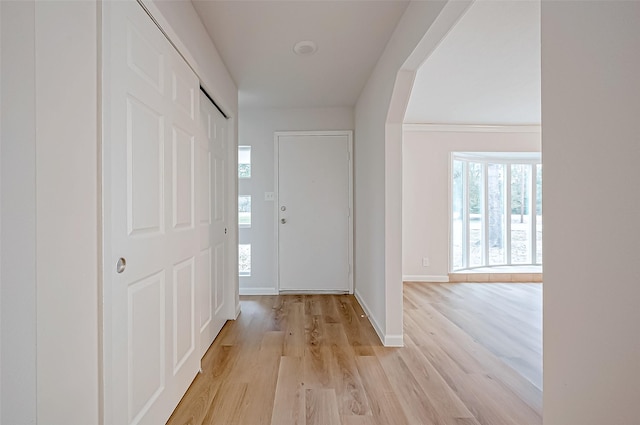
[383, 0, 473, 345]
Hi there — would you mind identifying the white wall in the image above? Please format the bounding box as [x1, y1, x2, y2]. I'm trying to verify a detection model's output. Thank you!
[0, 1, 238, 423]
[402, 127, 541, 279]
[0, 2, 37, 423]
[542, 2, 640, 424]
[0, 4, 2, 418]
[148, 0, 237, 115]
[353, 0, 450, 346]
[34, 3, 100, 423]
[238, 107, 354, 294]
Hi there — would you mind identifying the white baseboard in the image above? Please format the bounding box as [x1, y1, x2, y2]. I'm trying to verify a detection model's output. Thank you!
[383, 334, 404, 347]
[403, 274, 450, 283]
[279, 290, 349, 295]
[354, 290, 404, 347]
[239, 287, 278, 296]
[235, 303, 241, 319]
[354, 290, 384, 344]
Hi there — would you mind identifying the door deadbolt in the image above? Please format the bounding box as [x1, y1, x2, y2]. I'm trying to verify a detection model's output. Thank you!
[116, 257, 126, 273]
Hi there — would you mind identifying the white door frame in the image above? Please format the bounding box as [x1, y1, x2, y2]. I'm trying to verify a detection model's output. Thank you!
[274, 131, 354, 294]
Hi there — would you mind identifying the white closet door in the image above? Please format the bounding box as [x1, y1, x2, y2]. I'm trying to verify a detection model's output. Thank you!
[197, 92, 229, 356]
[103, 2, 200, 424]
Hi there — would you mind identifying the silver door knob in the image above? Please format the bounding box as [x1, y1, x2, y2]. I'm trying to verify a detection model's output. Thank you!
[116, 257, 126, 273]
[281, 218, 287, 224]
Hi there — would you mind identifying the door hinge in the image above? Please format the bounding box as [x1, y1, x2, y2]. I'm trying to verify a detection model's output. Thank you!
[225, 228, 227, 234]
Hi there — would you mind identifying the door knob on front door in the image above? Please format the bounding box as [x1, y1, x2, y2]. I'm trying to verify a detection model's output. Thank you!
[116, 257, 126, 273]
[281, 218, 287, 224]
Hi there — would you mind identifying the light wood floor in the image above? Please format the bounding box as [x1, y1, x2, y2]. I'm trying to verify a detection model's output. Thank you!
[167, 283, 542, 425]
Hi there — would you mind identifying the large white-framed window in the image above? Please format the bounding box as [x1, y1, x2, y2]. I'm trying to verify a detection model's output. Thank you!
[451, 152, 542, 271]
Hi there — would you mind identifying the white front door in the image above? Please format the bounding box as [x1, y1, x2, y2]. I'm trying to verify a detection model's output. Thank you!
[198, 92, 229, 356]
[103, 2, 200, 424]
[276, 132, 353, 293]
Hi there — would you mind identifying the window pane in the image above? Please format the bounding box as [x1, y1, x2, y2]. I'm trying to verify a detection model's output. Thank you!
[239, 244, 251, 276]
[238, 146, 251, 178]
[536, 164, 543, 264]
[468, 162, 483, 267]
[452, 160, 464, 270]
[238, 195, 251, 228]
[511, 164, 532, 264]
[487, 163, 506, 265]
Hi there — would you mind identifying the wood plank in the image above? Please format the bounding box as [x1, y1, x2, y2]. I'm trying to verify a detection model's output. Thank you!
[320, 294, 341, 324]
[234, 331, 283, 425]
[341, 416, 377, 425]
[167, 326, 240, 425]
[283, 301, 305, 357]
[397, 336, 478, 424]
[201, 382, 247, 425]
[334, 295, 375, 356]
[226, 312, 276, 385]
[305, 295, 322, 316]
[356, 356, 410, 425]
[347, 296, 384, 348]
[303, 314, 332, 389]
[270, 356, 305, 425]
[272, 295, 290, 332]
[325, 323, 372, 416]
[305, 389, 341, 425]
[373, 346, 444, 425]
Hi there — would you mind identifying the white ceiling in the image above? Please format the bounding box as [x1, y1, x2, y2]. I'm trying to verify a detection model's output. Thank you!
[192, 0, 409, 109]
[191, 0, 541, 122]
[405, 0, 541, 125]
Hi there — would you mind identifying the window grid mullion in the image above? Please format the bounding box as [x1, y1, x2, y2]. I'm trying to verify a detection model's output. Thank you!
[464, 162, 470, 269]
[506, 165, 512, 265]
[531, 164, 537, 265]
[501, 164, 507, 266]
[483, 163, 489, 267]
